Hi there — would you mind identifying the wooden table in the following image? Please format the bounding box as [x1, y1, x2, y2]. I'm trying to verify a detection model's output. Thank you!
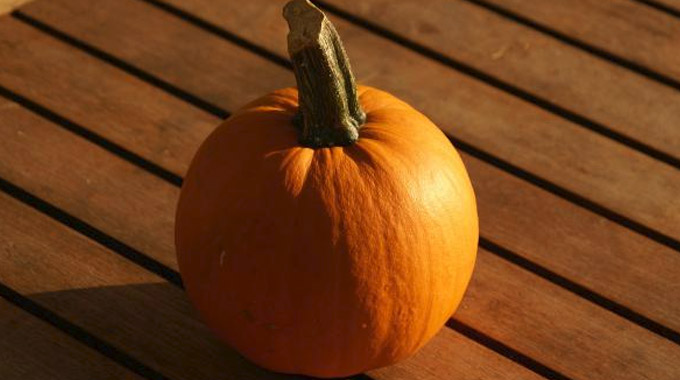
[1, 0, 679, 379]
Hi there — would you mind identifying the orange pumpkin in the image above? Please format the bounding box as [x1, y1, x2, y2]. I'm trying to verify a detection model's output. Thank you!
[175, 0, 478, 377]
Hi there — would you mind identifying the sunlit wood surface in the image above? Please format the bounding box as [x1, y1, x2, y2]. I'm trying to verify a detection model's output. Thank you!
[0, 0, 679, 379]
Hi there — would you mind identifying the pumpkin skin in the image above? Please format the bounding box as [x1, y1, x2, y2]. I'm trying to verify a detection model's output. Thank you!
[175, 86, 478, 378]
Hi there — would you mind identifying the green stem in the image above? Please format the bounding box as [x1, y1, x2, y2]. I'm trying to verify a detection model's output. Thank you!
[283, 0, 366, 148]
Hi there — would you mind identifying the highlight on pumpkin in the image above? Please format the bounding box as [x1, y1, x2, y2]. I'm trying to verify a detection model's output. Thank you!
[174, 0, 478, 377]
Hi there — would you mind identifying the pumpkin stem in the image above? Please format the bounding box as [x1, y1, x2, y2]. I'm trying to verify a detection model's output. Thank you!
[284, 0, 366, 148]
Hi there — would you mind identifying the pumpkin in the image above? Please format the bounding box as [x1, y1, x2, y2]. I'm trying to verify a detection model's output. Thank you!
[175, 0, 478, 377]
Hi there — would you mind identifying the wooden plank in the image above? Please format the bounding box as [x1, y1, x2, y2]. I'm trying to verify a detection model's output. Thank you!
[2, 0, 678, 337]
[457, 250, 680, 380]
[323, 0, 680, 162]
[0, 57, 678, 380]
[471, 0, 680, 83]
[0, 103, 543, 380]
[463, 153, 680, 333]
[0, 191, 289, 380]
[156, 0, 680, 164]
[370, 328, 543, 380]
[0, 18, 217, 177]
[20, 0, 680, 243]
[0, 0, 31, 15]
[0, 68, 180, 270]
[0, 298, 142, 380]
[17, 0, 293, 112]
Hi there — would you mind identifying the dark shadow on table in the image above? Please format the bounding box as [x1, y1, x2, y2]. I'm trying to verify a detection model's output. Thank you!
[27, 282, 327, 380]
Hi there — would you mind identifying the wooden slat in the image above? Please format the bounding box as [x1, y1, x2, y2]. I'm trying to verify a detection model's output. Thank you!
[0, 19, 217, 177]
[0, 18, 214, 179]
[458, 250, 680, 380]
[0, 187, 289, 380]
[324, 0, 680, 161]
[0, 44, 180, 271]
[370, 329, 543, 380]
[2, 0, 678, 337]
[0, 298, 142, 380]
[5, 0, 680, 374]
[463, 151, 680, 333]
[1, 59, 678, 380]
[0, 108, 543, 380]
[473, 0, 680, 83]
[55, 2, 677, 326]
[18, 0, 293, 111]
[20, 0, 680, 243]
[156, 0, 680, 165]
[0, 0, 31, 15]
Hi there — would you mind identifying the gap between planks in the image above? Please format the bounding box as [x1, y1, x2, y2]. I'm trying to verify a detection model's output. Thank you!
[311, 0, 680, 168]
[11, 1, 680, 254]
[0, 280, 170, 380]
[2, 79, 678, 345]
[0, 31, 676, 380]
[0, 174, 577, 380]
[633, 0, 680, 18]
[460, 0, 680, 92]
[0, 151, 563, 379]
[0, 149, 544, 380]
[5, 0, 680, 344]
[0, 22, 680, 343]
[3, 1, 680, 378]
[124, 0, 680, 244]
[0, 295, 146, 380]
[12, 0, 680, 290]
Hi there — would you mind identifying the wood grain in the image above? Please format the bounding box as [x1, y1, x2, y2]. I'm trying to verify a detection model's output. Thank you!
[463, 151, 680, 332]
[5, 0, 680, 377]
[0, 101, 543, 379]
[473, 0, 680, 82]
[0, 297, 141, 380]
[371, 328, 543, 380]
[21, 0, 680, 242]
[0, 18, 217, 177]
[0, 66, 180, 271]
[18, 0, 293, 111]
[1, 83, 678, 380]
[2, 2, 678, 337]
[458, 250, 680, 380]
[0, 192, 296, 380]
[0, 0, 31, 14]
[325, 0, 680, 160]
